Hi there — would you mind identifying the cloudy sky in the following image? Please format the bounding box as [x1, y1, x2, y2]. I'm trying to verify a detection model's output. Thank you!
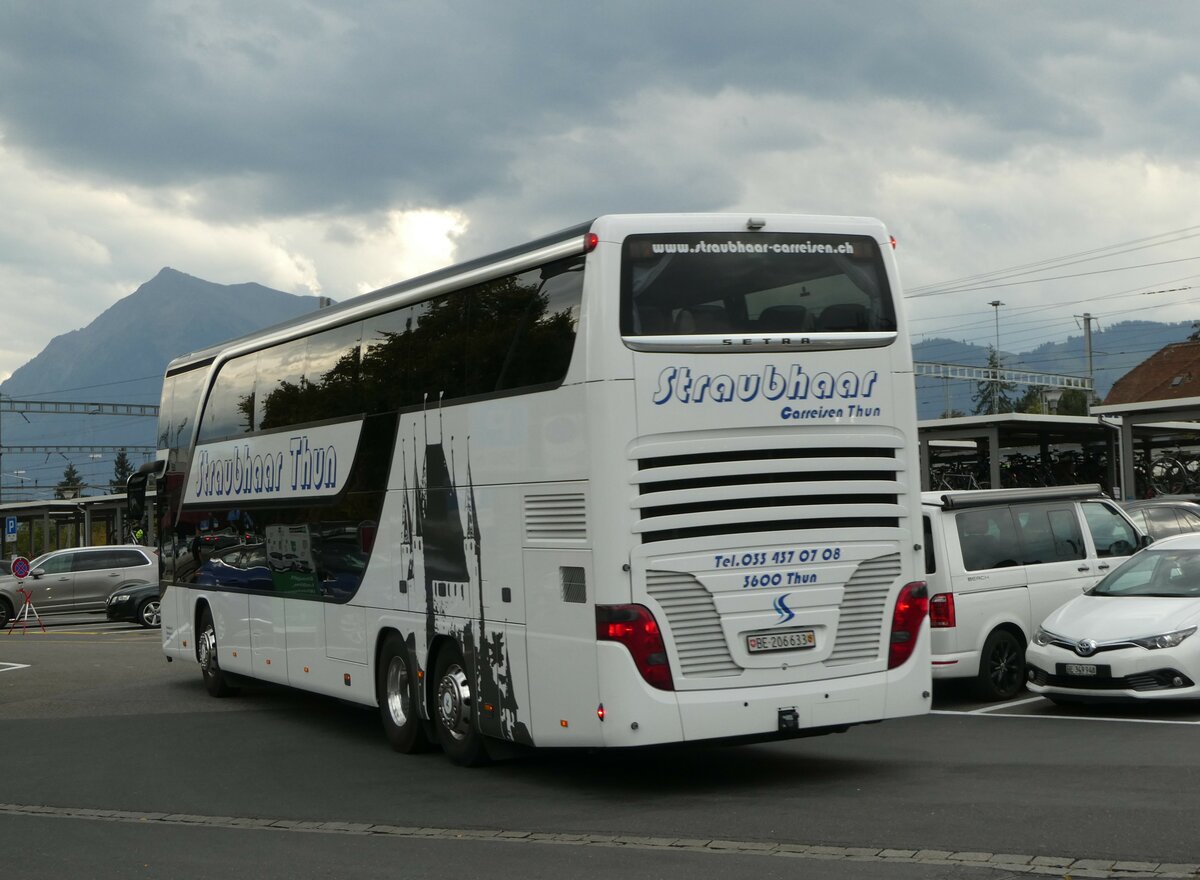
[3, 1, 1200, 387]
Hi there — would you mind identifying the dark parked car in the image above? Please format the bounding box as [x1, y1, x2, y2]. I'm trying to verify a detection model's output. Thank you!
[1120, 498, 1200, 540]
[105, 582, 161, 628]
[0, 545, 157, 629]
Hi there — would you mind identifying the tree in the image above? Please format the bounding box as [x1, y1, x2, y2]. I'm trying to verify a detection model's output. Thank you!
[1016, 385, 1047, 414]
[110, 449, 134, 493]
[1056, 389, 1089, 416]
[56, 463, 84, 499]
[971, 346, 1017, 415]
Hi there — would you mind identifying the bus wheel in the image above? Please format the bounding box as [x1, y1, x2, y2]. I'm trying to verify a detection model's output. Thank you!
[434, 644, 489, 766]
[197, 607, 238, 698]
[378, 634, 430, 753]
[975, 629, 1023, 701]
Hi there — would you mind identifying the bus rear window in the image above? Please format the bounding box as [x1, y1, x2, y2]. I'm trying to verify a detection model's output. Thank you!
[620, 232, 895, 336]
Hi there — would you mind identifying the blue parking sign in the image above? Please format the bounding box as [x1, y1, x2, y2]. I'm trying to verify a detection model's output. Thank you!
[4, 516, 16, 540]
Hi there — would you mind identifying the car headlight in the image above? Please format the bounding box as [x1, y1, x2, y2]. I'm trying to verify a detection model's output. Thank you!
[1131, 626, 1197, 650]
[110, 594, 132, 604]
[1033, 626, 1054, 647]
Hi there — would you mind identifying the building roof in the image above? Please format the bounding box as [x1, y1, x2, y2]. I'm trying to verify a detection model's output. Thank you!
[1103, 339, 1200, 406]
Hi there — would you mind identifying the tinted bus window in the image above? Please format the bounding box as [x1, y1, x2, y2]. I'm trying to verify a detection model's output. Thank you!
[198, 352, 260, 443]
[620, 233, 895, 336]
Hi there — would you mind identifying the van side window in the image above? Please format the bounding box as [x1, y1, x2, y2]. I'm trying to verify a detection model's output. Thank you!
[954, 508, 1020, 571]
[1046, 509, 1086, 561]
[1081, 502, 1138, 558]
[1013, 504, 1085, 563]
[923, 515, 936, 574]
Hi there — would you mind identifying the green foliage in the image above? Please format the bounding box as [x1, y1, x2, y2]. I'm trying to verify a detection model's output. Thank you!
[971, 346, 1017, 415]
[55, 463, 84, 499]
[110, 449, 135, 493]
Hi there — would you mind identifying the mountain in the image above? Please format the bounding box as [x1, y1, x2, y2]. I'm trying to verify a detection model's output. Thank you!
[0, 267, 1193, 498]
[0, 269, 326, 498]
[915, 320, 1194, 419]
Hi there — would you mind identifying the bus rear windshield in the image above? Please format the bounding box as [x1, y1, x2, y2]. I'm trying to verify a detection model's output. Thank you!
[620, 232, 896, 336]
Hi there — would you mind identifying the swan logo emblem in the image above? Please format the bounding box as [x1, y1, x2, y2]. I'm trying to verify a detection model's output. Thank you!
[774, 594, 795, 625]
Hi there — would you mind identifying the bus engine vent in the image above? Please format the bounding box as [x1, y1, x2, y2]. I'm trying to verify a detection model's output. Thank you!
[524, 492, 588, 544]
[826, 552, 902, 665]
[645, 570, 741, 678]
[632, 433, 903, 544]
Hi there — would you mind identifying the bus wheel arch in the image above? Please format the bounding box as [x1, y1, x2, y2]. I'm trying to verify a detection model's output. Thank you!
[375, 629, 431, 754]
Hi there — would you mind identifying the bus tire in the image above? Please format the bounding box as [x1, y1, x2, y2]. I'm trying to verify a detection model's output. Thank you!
[197, 606, 238, 698]
[433, 644, 489, 767]
[975, 628, 1024, 701]
[378, 634, 430, 754]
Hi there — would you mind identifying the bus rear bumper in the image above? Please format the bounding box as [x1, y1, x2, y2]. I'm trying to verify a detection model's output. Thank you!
[597, 644, 930, 747]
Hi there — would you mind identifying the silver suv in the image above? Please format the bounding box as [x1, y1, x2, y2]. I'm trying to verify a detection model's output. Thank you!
[0, 545, 157, 628]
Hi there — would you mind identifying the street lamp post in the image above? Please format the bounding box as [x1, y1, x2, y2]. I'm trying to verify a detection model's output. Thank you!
[988, 300, 1004, 414]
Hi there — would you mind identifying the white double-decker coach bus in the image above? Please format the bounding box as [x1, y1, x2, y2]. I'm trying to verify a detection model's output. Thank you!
[132, 213, 930, 765]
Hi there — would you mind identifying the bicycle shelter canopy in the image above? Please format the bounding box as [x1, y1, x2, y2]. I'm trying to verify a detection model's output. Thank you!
[1092, 396, 1200, 501]
[0, 494, 130, 560]
[918, 413, 1121, 493]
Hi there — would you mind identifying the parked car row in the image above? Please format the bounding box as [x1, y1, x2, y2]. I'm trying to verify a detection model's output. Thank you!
[0, 545, 160, 629]
[923, 484, 1200, 704]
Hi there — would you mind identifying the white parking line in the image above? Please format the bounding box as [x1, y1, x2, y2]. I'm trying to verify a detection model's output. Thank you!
[931, 708, 1200, 726]
[967, 696, 1044, 714]
[0, 662, 31, 673]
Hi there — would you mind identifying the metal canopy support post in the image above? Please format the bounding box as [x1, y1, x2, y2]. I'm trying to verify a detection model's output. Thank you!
[1112, 423, 1128, 501]
[988, 426, 1002, 490]
[919, 436, 931, 491]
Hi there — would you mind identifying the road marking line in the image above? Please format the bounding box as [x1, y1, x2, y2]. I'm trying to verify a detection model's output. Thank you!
[0, 662, 31, 673]
[967, 696, 1043, 713]
[932, 709, 1200, 726]
[0, 802, 1181, 878]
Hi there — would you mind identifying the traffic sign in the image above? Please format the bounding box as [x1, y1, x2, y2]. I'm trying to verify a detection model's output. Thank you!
[4, 516, 15, 542]
[11, 556, 31, 579]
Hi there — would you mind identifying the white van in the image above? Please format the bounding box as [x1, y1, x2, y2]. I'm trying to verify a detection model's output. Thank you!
[921, 485, 1148, 700]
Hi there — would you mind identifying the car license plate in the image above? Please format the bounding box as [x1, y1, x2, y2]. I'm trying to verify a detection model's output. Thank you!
[747, 629, 816, 654]
[1065, 664, 1097, 676]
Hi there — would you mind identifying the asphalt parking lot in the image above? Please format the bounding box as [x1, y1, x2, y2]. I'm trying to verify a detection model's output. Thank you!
[5, 614, 1200, 878]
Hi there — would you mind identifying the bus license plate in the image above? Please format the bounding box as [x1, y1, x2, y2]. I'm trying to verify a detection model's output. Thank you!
[747, 630, 816, 654]
[1065, 664, 1097, 676]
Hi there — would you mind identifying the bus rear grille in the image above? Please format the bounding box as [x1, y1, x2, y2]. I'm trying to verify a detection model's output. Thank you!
[645, 570, 741, 678]
[827, 552, 901, 665]
[524, 493, 587, 544]
[632, 436, 904, 544]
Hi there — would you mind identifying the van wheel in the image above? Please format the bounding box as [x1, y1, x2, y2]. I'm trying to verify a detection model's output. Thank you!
[976, 629, 1024, 701]
[433, 644, 490, 767]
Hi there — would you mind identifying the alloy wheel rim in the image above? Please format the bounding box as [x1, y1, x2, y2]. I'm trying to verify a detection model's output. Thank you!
[385, 657, 410, 727]
[437, 664, 472, 741]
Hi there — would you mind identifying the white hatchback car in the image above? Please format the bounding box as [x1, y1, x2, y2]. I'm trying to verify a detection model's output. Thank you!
[1026, 533, 1200, 702]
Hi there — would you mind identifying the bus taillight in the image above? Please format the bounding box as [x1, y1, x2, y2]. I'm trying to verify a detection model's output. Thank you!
[596, 604, 675, 691]
[888, 581, 928, 669]
[929, 592, 956, 628]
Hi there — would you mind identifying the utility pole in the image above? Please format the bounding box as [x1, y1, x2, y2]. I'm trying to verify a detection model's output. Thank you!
[1076, 312, 1098, 413]
[988, 300, 1004, 414]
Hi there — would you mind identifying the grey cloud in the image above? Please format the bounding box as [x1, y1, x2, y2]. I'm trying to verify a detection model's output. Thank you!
[6, 1, 1194, 227]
